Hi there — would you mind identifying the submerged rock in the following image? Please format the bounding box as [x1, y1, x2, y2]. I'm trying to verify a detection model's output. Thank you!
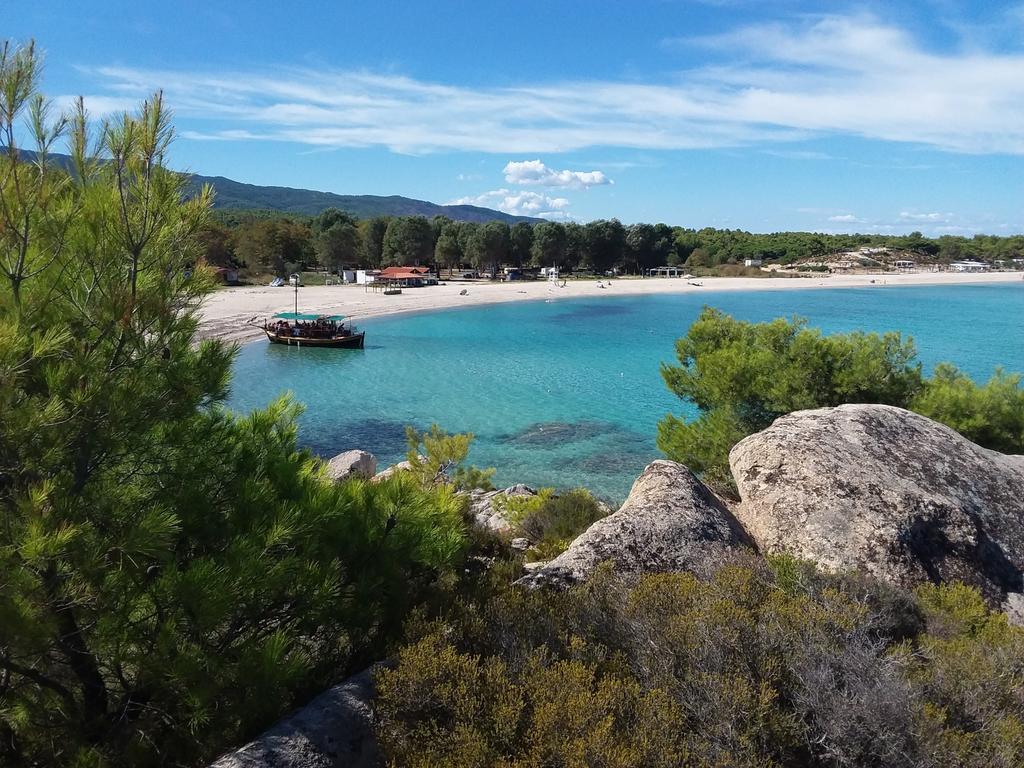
[324, 450, 377, 482]
[729, 404, 1024, 614]
[209, 666, 380, 768]
[518, 460, 753, 588]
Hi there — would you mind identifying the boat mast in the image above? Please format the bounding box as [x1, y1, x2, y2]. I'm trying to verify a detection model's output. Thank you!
[294, 279, 298, 316]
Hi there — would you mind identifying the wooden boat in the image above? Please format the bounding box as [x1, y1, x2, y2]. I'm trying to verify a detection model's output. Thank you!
[261, 312, 365, 349]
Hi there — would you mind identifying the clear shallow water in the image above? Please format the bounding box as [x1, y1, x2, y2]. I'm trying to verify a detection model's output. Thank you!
[227, 284, 1024, 502]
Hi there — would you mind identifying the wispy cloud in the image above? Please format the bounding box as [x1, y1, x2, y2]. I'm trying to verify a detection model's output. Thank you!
[447, 189, 571, 220]
[66, 14, 1024, 155]
[827, 213, 863, 223]
[503, 159, 612, 188]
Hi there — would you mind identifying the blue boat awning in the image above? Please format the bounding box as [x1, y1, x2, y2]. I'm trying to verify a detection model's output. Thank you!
[272, 312, 346, 321]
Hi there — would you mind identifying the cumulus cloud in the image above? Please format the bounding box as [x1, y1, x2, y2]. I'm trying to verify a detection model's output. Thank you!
[827, 214, 863, 223]
[448, 189, 571, 219]
[67, 14, 1024, 155]
[898, 211, 948, 222]
[503, 159, 612, 188]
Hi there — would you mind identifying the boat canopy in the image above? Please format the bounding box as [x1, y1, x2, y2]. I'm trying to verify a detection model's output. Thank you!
[272, 312, 346, 321]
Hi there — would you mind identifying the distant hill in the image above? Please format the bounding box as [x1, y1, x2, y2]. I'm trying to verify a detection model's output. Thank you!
[182, 173, 539, 224]
[3, 149, 538, 224]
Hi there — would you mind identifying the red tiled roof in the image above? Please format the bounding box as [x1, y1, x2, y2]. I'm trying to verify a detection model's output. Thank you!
[380, 265, 430, 276]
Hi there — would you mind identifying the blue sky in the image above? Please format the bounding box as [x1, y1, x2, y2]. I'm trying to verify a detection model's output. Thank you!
[8, 0, 1024, 234]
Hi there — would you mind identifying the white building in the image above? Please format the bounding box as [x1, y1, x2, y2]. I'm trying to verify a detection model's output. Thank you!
[949, 260, 989, 273]
[743, 258, 762, 267]
[355, 269, 381, 284]
[893, 260, 915, 271]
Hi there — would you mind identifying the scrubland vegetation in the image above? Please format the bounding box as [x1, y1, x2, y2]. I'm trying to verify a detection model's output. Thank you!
[376, 561, 1024, 768]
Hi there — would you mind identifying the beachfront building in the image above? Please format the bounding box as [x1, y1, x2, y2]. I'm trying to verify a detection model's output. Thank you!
[949, 260, 990, 273]
[893, 260, 916, 271]
[743, 258, 762, 267]
[355, 269, 381, 284]
[379, 266, 438, 287]
[647, 266, 686, 278]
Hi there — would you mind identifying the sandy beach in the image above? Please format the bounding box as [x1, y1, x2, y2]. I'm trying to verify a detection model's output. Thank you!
[198, 271, 1024, 345]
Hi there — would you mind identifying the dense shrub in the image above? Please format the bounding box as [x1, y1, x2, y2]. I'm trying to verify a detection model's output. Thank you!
[375, 560, 1024, 767]
[497, 488, 607, 561]
[658, 308, 1024, 487]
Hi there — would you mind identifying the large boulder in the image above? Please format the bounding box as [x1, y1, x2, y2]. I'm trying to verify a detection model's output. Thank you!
[729, 404, 1024, 614]
[209, 666, 380, 768]
[324, 450, 377, 482]
[467, 484, 537, 534]
[518, 460, 753, 587]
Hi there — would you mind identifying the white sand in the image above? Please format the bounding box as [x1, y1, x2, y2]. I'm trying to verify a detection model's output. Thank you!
[197, 271, 1024, 345]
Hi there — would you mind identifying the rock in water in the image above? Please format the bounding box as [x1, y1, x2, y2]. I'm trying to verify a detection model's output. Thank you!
[729, 404, 1024, 612]
[518, 460, 752, 587]
[209, 666, 380, 768]
[324, 450, 377, 482]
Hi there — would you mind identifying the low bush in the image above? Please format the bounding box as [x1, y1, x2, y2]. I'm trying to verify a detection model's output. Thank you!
[497, 488, 607, 561]
[375, 559, 1024, 767]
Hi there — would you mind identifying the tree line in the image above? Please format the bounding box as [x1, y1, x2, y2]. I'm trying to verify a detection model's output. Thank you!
[200, 208, 1024, 277]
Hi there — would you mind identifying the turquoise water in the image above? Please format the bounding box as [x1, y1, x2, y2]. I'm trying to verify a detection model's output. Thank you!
[227, 284, 1024, 502]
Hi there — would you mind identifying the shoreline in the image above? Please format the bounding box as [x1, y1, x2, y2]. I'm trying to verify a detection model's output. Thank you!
[197, 271, 1024, 346]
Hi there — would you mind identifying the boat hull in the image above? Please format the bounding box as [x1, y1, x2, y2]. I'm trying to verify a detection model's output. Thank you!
[264, 330, 365, 349]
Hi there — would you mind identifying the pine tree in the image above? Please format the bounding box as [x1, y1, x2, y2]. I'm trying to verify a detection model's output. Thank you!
[0, 41, 467, 766]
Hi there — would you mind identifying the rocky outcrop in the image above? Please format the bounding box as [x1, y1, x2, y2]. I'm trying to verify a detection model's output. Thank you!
[518, 460, 753, 587]
[729, 404, 1024, 612]
[372, 459, 416, 483]
[467, 484, 537, 534]
[324, 450, 377, 483]
[209, 666, 380, 768]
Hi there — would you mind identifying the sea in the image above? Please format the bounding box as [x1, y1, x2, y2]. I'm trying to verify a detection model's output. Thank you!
[226, 283, 1024, 503]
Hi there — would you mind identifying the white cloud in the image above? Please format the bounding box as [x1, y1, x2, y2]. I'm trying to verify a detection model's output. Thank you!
[448, 189, 571, 220]
[827, 214, 863, 223]
[898, 211, 948, 222]
[503, 159, 612, 188]
[67, 14, 1024, 155]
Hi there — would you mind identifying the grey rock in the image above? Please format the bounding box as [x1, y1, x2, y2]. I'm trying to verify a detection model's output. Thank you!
[518, 460, 752, 588]
[1005, 593, 1024, 627]
[372, 459, 415, 483]
[324, 450, 377, 482]
[467, 484, 537, 534]
[729, 404, 1024, 610]
[209, 666, 380, 768]
[510, 537, 532, 551]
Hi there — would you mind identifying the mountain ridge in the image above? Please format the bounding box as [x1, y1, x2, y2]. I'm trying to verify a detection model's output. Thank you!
[3, 148, 540, 224]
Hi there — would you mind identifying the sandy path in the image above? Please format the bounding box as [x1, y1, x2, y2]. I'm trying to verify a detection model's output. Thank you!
[197, 271, 1024, 345]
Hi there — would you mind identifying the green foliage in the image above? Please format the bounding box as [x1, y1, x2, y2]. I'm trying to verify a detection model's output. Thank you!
[912, 363, 1024, 454]
[498, 488, 607, 561]
[658, 309, 1024, 487]
[658, 308, 923, 484]
[382, 215, 433, 265]
[405, 424, 495, 491]
[0, 47, 468, 766]
[312, 207, 359, 270]
[376, 562, 1024, 768]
